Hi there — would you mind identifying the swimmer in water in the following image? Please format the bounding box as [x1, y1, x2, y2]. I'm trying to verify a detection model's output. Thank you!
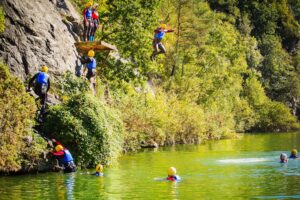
[280, 153, 288, 163]
[166, 167, 181, 181]
[94, 164, 104, 176]
[289, 149, 299, 159]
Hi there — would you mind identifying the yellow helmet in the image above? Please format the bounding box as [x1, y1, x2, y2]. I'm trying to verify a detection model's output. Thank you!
[40, 65, 48, 73]
[160, 24, 167, 29]
[96, 164, 103, 173]
[88, 50, 95, 57]
[55, 145, 64, 152]
[86, 1, 92, 7]
[291, 149, 298, 155]
[167, 167, 176, 176]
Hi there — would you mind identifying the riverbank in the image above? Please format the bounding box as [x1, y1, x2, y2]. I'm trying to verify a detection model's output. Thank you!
[1, 132, 300, 199]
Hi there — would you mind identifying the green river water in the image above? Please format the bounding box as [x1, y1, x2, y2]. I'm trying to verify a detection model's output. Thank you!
[1, 132, 300, 200]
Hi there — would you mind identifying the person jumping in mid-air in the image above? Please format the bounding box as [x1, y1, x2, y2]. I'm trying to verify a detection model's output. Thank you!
[83, 1, 93, 41]
[90, 3, 100, 42]
[27, 65, 50, 120]
[166, 167, 181, 181]
[150, 24, 174, 61]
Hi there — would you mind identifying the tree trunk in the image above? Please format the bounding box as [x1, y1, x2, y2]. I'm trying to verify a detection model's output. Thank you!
[171, 0, 182, 77]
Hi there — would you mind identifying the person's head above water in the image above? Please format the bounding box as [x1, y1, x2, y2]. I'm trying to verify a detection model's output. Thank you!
[291, 149, 298, 156]
[166, 167, 181, 181]
[280, 153, 288, 163]
[96, 164, 103, 173]
[167, 167, 176, 177]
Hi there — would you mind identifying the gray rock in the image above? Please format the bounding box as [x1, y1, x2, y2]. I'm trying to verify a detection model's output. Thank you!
[0, 0, 81, 80]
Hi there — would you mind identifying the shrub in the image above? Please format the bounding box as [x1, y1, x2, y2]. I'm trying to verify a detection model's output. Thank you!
[0, 6, 5, 33]
[55, 71, 90, 100]
[255, 100, 299, 132]
[44, 93, 124, 167]
[0, 62, 46, 173]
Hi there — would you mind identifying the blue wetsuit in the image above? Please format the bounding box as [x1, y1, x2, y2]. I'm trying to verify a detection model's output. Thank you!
[289, 155, 298, 159]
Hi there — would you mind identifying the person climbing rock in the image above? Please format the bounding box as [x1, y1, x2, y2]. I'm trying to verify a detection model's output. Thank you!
[166, 167, 181, 181]
[50, 139, 77, 173]
[289, 149, 299, 159]
[83, 50, 97, 94]
[83, 1, 93, 41]
[150, 24, 174, 61]
[27, 65, 50, 118]
[90, 3, 100, 42]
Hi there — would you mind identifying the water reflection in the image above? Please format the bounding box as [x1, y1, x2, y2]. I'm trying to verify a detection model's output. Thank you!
[65, 173, 75, 200]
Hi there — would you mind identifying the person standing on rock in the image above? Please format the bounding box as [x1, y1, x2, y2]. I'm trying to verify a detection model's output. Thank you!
[90, 3, 100, 41]
[83, 1, 93, 41]
[27, 65, 50, 116]
[83, 50, 97, 94]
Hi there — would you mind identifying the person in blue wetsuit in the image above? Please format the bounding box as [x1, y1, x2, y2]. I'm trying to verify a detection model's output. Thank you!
[166, 167, 181, 181]
[83, 50, 97, 93]
[83, 1, 93, 41]
[289, 149, 299, 159]
[27, 66, 50, 114]
[280, 153, 288, 163]
[50, 139, 76, 173]
[150, 24, 174, 61]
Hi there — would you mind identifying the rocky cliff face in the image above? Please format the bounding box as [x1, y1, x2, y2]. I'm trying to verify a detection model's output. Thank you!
[0, 0, 81, 80]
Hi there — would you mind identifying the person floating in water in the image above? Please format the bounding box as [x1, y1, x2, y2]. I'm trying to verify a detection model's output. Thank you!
[150, 24, 174, 61]
[83, 1, 93, 41]
[166, 167, 181, 181]
[94, 164, 104, 176]
[280, 153, 288, 163]
[50, 139, 77, 173]
[289, 149, 299, 159]
[27, 65, 50, 121]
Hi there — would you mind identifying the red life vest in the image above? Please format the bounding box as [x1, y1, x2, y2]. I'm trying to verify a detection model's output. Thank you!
[167, 176, 175, 181]
[92, 11, 99, 20]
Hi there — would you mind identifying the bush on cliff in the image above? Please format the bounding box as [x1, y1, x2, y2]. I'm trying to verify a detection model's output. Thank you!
[44, 93, 124, 167]
[0, 62, 47, 173]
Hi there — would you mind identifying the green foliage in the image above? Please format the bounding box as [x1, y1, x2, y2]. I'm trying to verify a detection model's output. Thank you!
[0, 62, 46, 173]
[0, 6, 5, 33]
[44, 93, 124, 166]
[255, 101, 299, 132]
[112, 81, 236, 150]
[243, 76, 299, 131]
[207, 0, 300, 120]
[55, 71, 90, 100]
